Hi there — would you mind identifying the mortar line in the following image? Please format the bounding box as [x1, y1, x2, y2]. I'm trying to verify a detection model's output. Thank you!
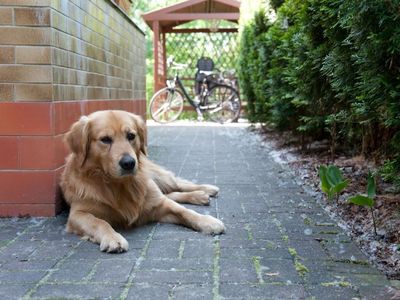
[178, 240, 185, 259]
[212, 126, 221, 300]
[82, 259, 101, 283]
[119, 224, 157, 300]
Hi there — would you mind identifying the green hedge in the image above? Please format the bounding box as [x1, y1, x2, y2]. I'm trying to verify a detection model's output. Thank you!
[238, 0, 400, 188]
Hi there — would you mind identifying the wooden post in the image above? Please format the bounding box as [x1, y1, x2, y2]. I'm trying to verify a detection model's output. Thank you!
[162, 31, 167, 84]
[152, 20, 160, 93]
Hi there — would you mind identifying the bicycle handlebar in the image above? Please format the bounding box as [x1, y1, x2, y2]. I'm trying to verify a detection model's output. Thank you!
[167, 56, 188, 69]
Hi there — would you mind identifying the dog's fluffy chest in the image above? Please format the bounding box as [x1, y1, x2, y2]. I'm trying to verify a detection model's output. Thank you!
[104, 174, 148, 226]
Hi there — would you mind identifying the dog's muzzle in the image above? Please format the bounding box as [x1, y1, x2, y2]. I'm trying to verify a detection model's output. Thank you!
[119, 154, 136, 175]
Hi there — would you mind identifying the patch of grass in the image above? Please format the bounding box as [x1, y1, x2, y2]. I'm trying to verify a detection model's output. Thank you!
[265, 241, 277, 250]
[252, 256, 264, 284]
[282, 234, 289, 243]
[288, 247, 297, 257]
[244, 224, 254, 241]
[288, 247, 309, 278]
[294, 260, 309, 278]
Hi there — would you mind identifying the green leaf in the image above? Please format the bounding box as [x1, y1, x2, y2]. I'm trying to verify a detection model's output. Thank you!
[326, 165, 345, 186]
[367, 172, 376, 199]
[348, 195, 374, 207]
[332, 180, 349, 194]
[318, 165, 331, 194]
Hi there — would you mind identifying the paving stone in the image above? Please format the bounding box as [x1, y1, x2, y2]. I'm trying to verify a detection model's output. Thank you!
[0, 270, 46, 283]
[48, 259, 96, 282]
[287, 239, 329, 261]
[219, 283, 306, 299]
[0, 240, 42, 261]
[220, 240, 292, 260]
[134, 270, 213, 284]
[1, 259, 57, 271]
[258, 258, 303, 284]
[357, 284, 397, 300]
[307, 285, 360, 299]
[32, 283, 123, 299]
[182, 239, 215, 258]
[0, 284, 34, 300]
[173, 284, 213, 300]
[90, 259, 134, 283]
[140, 257, 213, 271]
[219, 258, 259, 283]
[126, 283, 171, 299]
[324, 241, 369, 261]
[146, 239, 181, 258]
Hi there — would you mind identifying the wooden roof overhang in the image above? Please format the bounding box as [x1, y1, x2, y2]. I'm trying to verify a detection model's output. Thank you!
[142, 0, 240, 92]
[142, 0, 240, 31]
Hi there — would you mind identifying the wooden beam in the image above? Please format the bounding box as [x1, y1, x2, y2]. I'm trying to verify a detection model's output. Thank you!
[144, 13, 240, 21]
[213, 0, 240, 9]
[142, 0, 205, 19]
[163, 28, 238, 33]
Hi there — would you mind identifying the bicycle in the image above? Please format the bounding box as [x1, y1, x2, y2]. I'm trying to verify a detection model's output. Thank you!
[149, 57, 241, 124]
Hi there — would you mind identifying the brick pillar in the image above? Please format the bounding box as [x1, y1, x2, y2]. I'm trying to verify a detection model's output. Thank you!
[0, 1, 146, 217]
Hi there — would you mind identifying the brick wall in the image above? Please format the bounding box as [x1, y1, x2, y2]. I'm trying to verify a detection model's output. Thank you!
[0, 0, 146, 217]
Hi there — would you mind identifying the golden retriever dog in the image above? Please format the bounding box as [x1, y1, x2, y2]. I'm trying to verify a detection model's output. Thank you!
[60, 110, 225, 253]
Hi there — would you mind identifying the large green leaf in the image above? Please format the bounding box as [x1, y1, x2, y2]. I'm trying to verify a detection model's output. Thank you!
[367, 172, 376, 199]
[326, 165, 345, 186]
[332, 180, 349, 194]
[318, 165, 331, 194]
[348, 195, 374, 207]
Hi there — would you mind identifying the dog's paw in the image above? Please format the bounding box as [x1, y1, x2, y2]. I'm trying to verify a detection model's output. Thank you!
[191, 191, 210, 205]
[201, 184, 219, 197]
[99, 233, 129, 253]
[198, 215, 225, 235]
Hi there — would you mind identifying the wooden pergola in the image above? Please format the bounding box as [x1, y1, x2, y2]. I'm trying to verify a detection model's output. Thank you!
[142, 0, 241, 92]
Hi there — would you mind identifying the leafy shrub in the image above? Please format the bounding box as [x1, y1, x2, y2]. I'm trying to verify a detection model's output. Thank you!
[238, 0, 400, 185]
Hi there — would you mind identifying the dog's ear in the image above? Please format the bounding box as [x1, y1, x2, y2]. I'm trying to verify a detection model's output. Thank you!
[130, 113, 147, 156]
[65, 116, 91, 166]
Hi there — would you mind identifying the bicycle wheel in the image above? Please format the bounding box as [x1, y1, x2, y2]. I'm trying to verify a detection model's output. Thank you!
[149, 87, 184, 123]
[204, 84, 241, 124]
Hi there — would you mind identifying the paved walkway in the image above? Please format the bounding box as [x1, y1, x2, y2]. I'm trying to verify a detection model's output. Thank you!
[0, 122, 396, 299]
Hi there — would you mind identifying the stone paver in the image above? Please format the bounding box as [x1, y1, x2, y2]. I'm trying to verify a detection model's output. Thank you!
[0, 122, 397, 299]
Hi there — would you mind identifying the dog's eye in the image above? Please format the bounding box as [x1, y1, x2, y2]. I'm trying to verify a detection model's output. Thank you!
[127, 132, 136, 141]
[100, 136, 113, 144]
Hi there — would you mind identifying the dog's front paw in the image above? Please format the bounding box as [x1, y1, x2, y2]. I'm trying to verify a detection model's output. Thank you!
[201, 184, 219, 197]
[100, 233, 129, 253]
[198, 215, 225, 235]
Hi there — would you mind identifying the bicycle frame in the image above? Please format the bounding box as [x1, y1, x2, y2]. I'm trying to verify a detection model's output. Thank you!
[172, 75, 198, 108]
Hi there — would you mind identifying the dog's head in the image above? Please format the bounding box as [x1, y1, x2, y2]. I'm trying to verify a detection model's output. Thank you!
[65, 110, 147, 178]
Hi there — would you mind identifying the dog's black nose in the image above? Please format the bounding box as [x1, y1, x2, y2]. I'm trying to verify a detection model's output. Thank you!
[119, 155, 135, 171]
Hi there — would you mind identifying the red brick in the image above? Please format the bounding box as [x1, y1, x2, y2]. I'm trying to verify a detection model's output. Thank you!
[0, 203, 56, 217]
[52, 101, 83, 134]
[54, 134, 69, 168]
[0, 170, 57, 204]
[0, 102, 52, 135]
[0, 137, 18, 169]
[19, 135, 67, 170]
[83, 100, 109, 115]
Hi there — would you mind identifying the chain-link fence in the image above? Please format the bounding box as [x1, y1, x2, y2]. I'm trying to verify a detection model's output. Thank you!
[165, 31, 239, 97]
